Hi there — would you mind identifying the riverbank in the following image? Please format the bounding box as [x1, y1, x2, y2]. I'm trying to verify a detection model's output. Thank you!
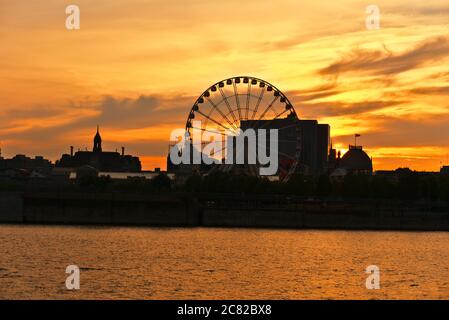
[1, 192, 448, 230]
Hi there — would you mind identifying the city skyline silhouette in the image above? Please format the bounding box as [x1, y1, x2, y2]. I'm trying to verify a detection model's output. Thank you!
[1, 0, 449, 171]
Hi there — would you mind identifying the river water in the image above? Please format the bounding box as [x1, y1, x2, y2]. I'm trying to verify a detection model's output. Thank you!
[0, 225, 448, 299]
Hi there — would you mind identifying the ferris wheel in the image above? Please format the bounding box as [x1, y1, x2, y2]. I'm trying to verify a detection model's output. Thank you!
[182, 76, 301, 182]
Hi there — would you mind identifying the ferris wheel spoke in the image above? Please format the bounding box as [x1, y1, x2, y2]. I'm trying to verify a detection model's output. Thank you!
[196, 109, 234, 133]
[233, 82, 242, 120]
[206, 97, 238, 132]
[202, 143, 229, 161]
[252, 95, 279, 128]
[254, 108, 291, 131]
[274, 108, 289, 119]
[245, 82, 251, 120]
[187, 134, 228, 156]
[251, 86, 265, 120]
[278, 151, 296, 159]
[219, 87, 238, 125]
[190, 126, 229, 137]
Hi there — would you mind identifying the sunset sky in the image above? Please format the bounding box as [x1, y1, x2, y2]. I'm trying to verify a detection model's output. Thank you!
[1, 0, 449, 171]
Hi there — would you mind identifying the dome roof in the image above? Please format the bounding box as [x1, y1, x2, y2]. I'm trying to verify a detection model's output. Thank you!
[340, 145, 372, 172]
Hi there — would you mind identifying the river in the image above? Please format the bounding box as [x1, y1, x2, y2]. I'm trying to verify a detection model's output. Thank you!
[0, 225, 448, 299]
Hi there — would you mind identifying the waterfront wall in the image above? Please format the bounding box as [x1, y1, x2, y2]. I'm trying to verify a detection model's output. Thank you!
[198, 195, 449, 230]
[0, 192, 448, 230]
[201, 207, 449, 231]
[0, 192, 23, 222]
[20, 192, 199, 226]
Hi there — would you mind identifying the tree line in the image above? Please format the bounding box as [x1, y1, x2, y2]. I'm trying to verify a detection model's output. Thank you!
[1, 168, 448, 201]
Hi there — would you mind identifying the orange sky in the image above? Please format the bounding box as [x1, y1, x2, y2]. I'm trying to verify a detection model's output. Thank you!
[1, 0, 449, 171]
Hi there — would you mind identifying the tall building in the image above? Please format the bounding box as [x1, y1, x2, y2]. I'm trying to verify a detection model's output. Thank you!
[240, 115, 330, 176]
[297, 119, 330, 176]
[55, 126, 141, 172]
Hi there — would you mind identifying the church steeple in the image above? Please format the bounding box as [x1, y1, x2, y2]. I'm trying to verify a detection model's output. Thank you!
[93, 125, 102, 152]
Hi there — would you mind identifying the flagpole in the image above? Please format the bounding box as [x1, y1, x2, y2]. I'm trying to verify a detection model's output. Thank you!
[354, 134, 360, 147]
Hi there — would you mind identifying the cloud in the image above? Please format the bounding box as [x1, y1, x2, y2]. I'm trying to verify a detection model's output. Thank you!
[386, 4, 449, 17]
[77, 94, 192, 129]
[429, 71, 449, 81]
[319, 36, 449, 77]
[407, 86, 449, 95]
[0, 94, 194, 157]
[333, 114, 449, 148]
[286, 82, 341, 102]
[1, 105, 64, 120]
[294, 100, 405, 118]
[293, 90, 341, 102]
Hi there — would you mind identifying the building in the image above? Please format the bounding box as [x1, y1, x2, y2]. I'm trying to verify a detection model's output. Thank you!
[240, 115, 330, 176]
[340, 145, 373, 174]
[55, 126, 141, 172]
[0, 154, 53, 176]
[329, 144, 373, 177]
[297, 119, 330, 176]
[327, 141, 341, 172]
[441, 166, 449, 175]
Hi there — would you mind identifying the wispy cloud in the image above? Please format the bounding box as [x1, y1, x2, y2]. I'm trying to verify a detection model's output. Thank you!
[407, 86, 449, 95]
[334, 114, 449, 148]
[0, 94, 193, 161]
[319, 36, 449, 77]
[297, 100, 406, 118]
